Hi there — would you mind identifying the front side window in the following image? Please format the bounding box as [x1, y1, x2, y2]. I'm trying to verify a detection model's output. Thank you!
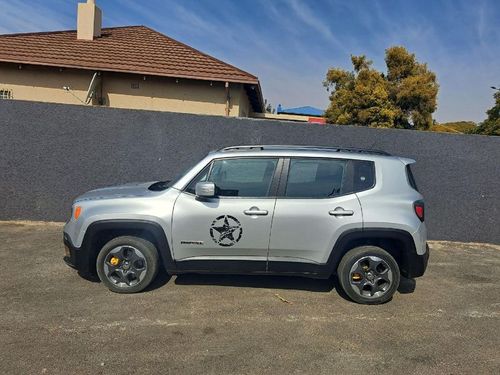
[186, 158, 278, 197]
[284, 158, 375, 198]
[185, 164, 211, 194]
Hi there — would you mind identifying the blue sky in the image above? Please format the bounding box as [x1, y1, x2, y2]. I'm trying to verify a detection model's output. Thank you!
[0, 0, 499, 122]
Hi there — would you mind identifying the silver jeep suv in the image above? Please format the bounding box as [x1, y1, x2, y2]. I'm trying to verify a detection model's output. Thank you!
[63, 145, 428, 304]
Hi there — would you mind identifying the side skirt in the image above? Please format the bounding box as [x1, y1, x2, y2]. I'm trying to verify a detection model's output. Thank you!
[169, 260, 331, 279]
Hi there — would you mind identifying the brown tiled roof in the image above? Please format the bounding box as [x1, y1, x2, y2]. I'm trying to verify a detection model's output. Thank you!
[0, 25, 259, 85]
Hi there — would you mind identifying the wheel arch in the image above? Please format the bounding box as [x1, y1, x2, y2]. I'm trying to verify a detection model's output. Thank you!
[327, 228, 417, 278]
[80, 220, 175, 276]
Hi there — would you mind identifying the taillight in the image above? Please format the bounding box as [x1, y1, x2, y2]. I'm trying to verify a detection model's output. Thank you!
[414, 200, 424, 222]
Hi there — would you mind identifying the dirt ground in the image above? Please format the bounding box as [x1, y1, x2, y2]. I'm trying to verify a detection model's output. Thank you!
[0, 221, 499, 374]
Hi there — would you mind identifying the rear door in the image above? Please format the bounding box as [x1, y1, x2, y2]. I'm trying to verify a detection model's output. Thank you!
[172, 157, 281, 273]
[268, 157, 373, 270]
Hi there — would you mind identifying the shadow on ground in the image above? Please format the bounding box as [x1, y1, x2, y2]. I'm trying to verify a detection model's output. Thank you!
[77, 266, 416, 298]
[398, 276, 416, 294]
[174, 273, 336, 293]
[144, 271, 172, 292]
[173, 273, 417, 301]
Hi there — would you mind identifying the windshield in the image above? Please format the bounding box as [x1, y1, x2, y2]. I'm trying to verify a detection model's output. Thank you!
[165, 159, 202, 189]
[147, 159, 202, 192]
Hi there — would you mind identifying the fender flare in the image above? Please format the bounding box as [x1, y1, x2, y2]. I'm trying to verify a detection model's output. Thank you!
[326, 228, 418, 276]
[81, 219, 176, 274]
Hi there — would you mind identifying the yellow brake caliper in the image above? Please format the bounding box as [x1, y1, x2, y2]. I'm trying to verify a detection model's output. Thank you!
[352, 273, 363, 281]
[110, 256, 120, 266]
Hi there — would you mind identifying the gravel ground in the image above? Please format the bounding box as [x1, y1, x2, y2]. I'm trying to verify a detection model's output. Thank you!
[0, 221, 499, 374]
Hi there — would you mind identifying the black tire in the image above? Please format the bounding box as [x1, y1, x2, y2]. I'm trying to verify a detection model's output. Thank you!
[96, 236, 159, 293]
[337, 246, 400, 305]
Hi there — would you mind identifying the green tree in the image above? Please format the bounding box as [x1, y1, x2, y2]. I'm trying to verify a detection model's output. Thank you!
[430, 121, 477, 134]
[385, 46, 438, 129]
[324, 46, 438, 129]
[472, 90, 500, 136]
[324, 55, 397, 127]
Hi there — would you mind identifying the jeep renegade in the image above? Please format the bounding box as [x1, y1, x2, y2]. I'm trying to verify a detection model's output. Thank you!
[63, 145, 428, 304]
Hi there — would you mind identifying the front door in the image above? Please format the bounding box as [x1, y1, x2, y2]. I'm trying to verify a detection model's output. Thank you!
[172, 157, 280, 273]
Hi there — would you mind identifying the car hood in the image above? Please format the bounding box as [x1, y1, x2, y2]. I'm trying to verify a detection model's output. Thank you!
[74, 181, 164, 202]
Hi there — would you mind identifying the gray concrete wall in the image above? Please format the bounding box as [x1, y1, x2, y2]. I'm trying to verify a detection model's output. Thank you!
[1, 100, 499, 243]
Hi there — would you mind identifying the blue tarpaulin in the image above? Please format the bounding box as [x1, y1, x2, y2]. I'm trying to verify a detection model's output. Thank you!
[277, 105, 324, 116]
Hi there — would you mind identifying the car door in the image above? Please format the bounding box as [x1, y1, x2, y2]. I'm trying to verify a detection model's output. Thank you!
[172, 157, 281, 273]
[268, 157, 371, 271]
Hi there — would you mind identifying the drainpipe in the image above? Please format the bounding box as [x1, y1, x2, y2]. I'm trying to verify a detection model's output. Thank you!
[225, 81, 230, 116]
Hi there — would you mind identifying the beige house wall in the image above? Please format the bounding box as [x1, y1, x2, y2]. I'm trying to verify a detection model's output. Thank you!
[236, 85, 252, 117]
[0, 63, 95, 106]
[102, 72, 246, 116]
[0, 63, 253, 117]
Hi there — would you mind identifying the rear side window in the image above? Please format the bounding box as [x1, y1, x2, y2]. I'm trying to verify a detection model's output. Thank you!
[406, 165, 419, 191]
[285, 158, 347, 198]
[284, 158, 375, 198]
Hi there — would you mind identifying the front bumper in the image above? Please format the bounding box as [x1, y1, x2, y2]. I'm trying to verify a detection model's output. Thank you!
[63, 232, 92, 275]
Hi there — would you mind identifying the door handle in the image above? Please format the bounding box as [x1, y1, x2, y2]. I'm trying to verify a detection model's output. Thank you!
[329, 207, 354, 216]
[244, 208, 268, 216]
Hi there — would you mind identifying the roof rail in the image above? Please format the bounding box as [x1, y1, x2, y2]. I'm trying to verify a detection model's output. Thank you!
[220, 145, 265, 151]
[220, 145, 391, 156]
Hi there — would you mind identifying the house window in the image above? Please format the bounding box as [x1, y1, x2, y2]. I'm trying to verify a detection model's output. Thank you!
[0, 89, 13, 99]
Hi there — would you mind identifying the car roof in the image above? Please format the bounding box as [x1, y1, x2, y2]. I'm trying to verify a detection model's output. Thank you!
[210, 145, 404, 161]
[220, 145, 390, 155]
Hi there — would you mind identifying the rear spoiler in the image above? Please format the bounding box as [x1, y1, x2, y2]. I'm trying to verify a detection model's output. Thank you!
[398, 157, 416, 165]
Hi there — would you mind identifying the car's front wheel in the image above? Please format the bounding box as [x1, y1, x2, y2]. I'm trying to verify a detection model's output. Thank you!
[96, 236, 159, 293]
[337, 246, 400, 304]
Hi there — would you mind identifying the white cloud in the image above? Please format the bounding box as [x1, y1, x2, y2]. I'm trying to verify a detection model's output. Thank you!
[286, 0, 346, 53]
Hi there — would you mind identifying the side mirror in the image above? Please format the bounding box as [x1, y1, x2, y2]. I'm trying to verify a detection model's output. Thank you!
[195, 182, 215, 198]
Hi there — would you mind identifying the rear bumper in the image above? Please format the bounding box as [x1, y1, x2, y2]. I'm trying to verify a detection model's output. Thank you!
[63, 232, 92, 275]
[401, 243, 429, 278]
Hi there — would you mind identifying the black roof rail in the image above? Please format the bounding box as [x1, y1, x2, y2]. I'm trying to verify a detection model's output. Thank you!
[220, 145, 391, 156]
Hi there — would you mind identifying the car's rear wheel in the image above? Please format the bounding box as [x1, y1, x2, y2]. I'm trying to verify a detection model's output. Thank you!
[337, 246, 400, 304]
[96, 236, 159, 293]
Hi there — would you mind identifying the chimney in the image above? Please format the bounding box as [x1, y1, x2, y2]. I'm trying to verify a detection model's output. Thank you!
[77, 0, 102, 40]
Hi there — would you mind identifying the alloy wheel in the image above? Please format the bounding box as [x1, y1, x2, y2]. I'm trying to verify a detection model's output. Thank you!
[103, 246, 148, 288]
[349, 255, 393, 299]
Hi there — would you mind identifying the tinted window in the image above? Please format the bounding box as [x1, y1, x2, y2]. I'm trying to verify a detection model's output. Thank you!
[284, 158, 375, 198]
[349, 160, 375, 193]
[286, 158, 347, 198]
[406, 165, 419, 191]
[187, 158, 278, 197]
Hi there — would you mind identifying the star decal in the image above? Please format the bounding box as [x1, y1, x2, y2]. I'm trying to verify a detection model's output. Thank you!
[210, 215, 243, 247]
